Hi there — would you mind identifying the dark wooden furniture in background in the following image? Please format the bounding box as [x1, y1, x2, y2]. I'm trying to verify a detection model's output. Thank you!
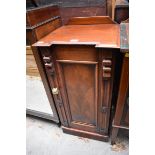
[27, 0, 113, 24]
[26, 4, 62, 123]
[114, 0, 129, 23]
[33, 16, 120, 141]
[26, 4, 62, 45]
[26, 0, 38, 9]
[111, 20, 129, 144]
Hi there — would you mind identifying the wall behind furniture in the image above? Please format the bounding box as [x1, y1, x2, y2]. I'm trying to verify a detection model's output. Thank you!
[27, 0, 106, 7]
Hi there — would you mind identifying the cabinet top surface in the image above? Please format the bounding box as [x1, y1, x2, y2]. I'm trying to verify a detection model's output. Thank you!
[33, 24, 120, 48]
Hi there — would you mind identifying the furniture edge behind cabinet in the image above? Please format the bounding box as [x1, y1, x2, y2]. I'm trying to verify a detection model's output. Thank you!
[26, 4, 62, 45]
[26, 4, 62, 123]
[111, 21, 129, 144]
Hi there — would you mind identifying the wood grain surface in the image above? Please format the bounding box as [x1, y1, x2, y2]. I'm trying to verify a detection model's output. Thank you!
[33, 23, 120, 48]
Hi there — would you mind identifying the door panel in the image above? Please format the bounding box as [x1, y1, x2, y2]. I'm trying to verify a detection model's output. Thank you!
[52, 45, 99, 133]
[56, 61, 98, 132]
[63, 63, 96, 124]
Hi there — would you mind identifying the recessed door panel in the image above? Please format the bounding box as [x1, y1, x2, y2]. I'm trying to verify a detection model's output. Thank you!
[56, 60, 98, 132]
[63, 63, 97, 124]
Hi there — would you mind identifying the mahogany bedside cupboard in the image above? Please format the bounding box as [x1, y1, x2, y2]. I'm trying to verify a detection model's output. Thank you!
[33, 16, 121, 142]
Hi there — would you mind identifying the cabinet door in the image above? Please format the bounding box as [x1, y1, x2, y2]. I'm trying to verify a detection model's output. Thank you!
[53, 45, 98, 133]
[52, 45, 113, 134]
[57, 60, 98, 133]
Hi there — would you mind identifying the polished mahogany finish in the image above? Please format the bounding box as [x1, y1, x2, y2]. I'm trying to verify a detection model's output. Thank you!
[26, 5, 60, 27]
[33, 17, 120, 141]
[33, 24, 120, 48]
[111, 21, 129, 144]
[26, 4, 62, 45]
[67, 16, 116, 25]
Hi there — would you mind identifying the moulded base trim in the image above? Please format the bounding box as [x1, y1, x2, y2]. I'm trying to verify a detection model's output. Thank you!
[62, 126, 109, 142]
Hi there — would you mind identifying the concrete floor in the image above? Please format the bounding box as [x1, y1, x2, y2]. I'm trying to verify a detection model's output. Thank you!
[26, 116, 129, 155]
[26, 76, 53, 116]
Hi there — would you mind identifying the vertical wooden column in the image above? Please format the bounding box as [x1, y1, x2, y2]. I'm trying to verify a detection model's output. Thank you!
[107, 0, 112, 17]
[112, 0, 116, 20]
[31, 46, 60, 123]
[111, 54, 129, 144]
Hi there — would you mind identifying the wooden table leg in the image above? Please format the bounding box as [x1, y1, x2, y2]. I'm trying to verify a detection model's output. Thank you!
[111, 55, 129, 144]
[111, 127, 119, 144]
